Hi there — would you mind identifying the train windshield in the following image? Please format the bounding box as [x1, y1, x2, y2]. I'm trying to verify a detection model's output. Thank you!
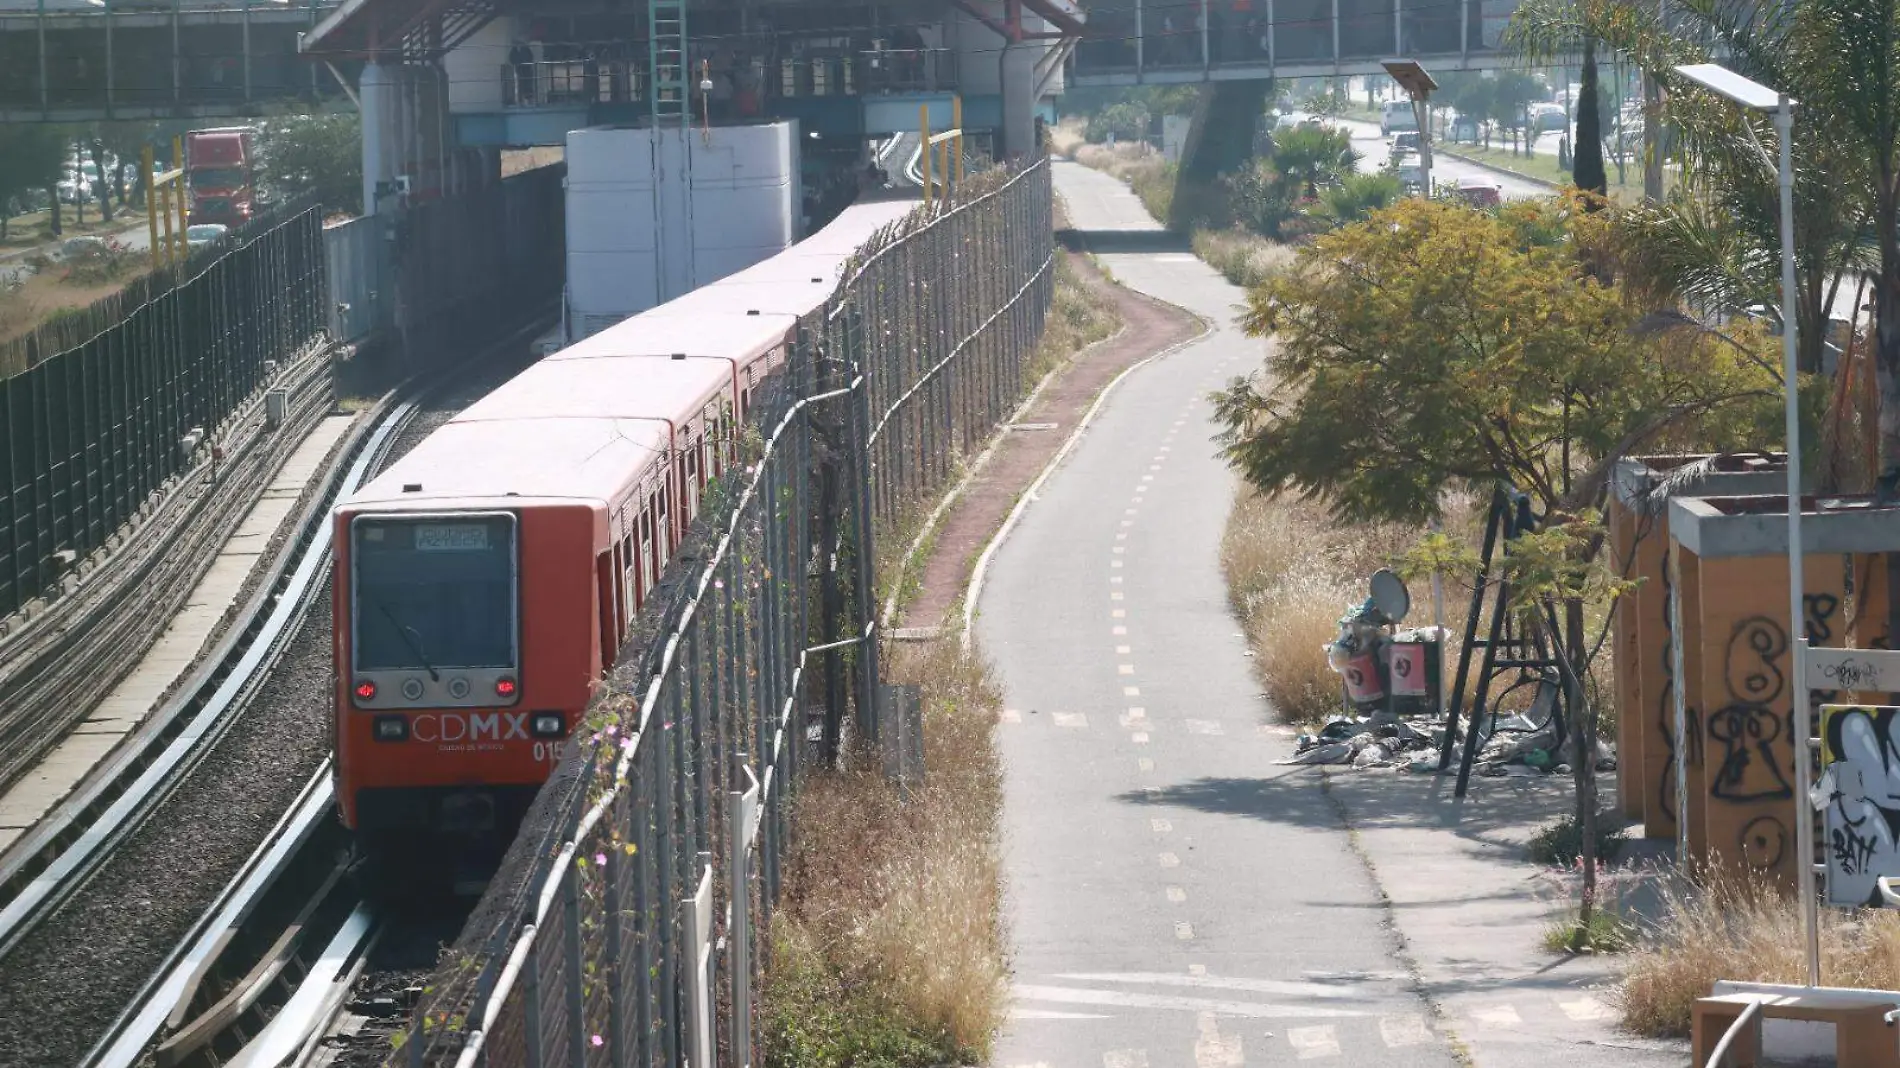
[351, 514, 518, 671]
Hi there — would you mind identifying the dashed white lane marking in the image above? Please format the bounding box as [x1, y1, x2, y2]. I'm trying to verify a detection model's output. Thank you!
[1118, 664, 1136, 675]
[1558, 997, 1614, 1022]
[1112, 592, 1125, 600]
[1184, 719, 1225, 735]
[1138, 757, 1155, 771]
[1124, 686, 1140, 696]
[1113, 609, 1127, 618]
[1141, 475, 1154, 482]
[1103, 1051, 1149, 1068]
[1471, 1004, 1523, 1028]
[1174, 921, 1195, 941]
[1114, 545, 1126, 553]
[1188, 964, 1206, 977]
[1379, 1014, 1433, 1047]
[1132, 732, 1149, 744]
[1112, 560, 1124, 568]
[1111, 576, 1124, 585]
[1149, 464, 1162, 471]
[1053, 712, 1088, 728]
[1121, 519, 1134, 527]
[1120, 707, 1147, 726]
[1287, 1024, 1341, 1059]
[1113, 625, 1128, 635]
[1166, 886, 1188, 903]
[1001, 708, 1022, 723]
[1117, 532, 1128, 541]
[1015, 986, 1366, 1019]
[1195, 1012, 1244, 1068]
[1125, 508, 1138, 516]
[1158, 851, 1180, 867]
[1151, 818, 1172, 832]
[1117, 644, 1132, 654]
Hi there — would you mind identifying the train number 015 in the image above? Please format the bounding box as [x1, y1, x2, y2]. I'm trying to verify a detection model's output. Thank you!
[533, 741, 563, 765]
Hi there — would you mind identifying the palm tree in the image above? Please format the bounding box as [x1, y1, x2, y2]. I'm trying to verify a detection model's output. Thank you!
[1510, 0, 1873, 384]
[1270, 125, 1360, 201]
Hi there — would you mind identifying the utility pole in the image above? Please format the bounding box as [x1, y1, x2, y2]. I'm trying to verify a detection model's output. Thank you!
[1642, 0, 1664, 202]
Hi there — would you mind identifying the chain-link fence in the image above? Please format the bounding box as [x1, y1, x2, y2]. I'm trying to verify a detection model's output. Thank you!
[0, 201, 325, 619]
[396, 154, 1054, 1068]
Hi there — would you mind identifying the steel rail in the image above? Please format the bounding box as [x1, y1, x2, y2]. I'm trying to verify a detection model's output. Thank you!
[0, 398, 415, 962]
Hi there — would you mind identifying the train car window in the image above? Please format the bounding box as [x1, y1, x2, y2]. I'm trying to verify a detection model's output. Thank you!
[597, 551, 618, 671]
[351, 513, 518, 673]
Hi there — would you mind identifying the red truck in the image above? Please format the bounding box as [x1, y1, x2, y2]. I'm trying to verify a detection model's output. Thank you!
[185, 127, 259, 228]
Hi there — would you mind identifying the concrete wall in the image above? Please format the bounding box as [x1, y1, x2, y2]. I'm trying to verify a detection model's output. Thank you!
[445, 16, 512, 114]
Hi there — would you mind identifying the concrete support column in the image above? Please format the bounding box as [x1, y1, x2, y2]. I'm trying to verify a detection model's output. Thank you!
[360, 60, 395, 216]
[1000, 41, 1035, 159]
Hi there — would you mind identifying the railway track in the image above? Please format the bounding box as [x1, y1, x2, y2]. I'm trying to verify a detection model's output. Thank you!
[0, 313, 554, 1068]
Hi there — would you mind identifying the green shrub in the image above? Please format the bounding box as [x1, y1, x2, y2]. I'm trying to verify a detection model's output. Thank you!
[1527, 811, 1628, 868]
[761, 928, 965, 1068]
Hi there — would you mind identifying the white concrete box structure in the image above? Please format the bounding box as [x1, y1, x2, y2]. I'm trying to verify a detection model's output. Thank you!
[564, 121, 799, 341]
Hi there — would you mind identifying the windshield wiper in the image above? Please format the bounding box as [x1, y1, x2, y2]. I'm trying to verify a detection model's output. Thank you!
[369, 596, 441, 682]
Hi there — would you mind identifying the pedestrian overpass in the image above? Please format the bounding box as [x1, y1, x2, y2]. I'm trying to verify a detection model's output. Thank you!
[1067, 0, 1523, 85]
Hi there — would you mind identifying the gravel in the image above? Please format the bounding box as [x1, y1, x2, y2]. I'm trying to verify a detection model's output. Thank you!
[0, 589, 336, 1068]
[0, 344, 538, 1068]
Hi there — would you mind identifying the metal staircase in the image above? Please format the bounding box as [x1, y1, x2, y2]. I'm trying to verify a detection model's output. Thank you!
[647, 0, 687, 127]
[646, 0, 697, 303]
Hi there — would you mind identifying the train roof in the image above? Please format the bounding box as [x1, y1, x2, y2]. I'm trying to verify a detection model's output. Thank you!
[338, 196, 918, 517]
[552, 309, 794, 365]
[347, 357, 724, 510]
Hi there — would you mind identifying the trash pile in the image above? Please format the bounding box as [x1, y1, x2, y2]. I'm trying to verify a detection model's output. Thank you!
[1283, 710, 1438, 770]
[1281, 709, 1619, 776]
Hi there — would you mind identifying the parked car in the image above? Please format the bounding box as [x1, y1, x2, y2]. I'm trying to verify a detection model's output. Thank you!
[1380, 98, 1418, 136]
[186, 223, 229, 248]
[1453, 177, 1503, 208]
[59, 236, 109, 259]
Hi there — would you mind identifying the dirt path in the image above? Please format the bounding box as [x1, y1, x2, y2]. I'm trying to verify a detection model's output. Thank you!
[897, 246, 1204, 633]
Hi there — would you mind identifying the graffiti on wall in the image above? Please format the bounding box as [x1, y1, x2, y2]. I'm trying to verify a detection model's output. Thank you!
[1820, 705, 1900, 907]
[1706, 616, 1793, 873]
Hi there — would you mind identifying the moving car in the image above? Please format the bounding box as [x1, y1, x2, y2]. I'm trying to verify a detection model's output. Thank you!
[1380, 99, 1417, 137]
[1454, 177, 1503, 208]
[186, 223, 229, 248]
[1391, 131, 1421, 158]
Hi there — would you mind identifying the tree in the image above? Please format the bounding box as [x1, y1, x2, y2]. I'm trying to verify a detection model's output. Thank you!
[0, 125, 66, 242]
[1574, 40, 1607, 196]
[1267, 124, 1358, 200]
[1312, 172, 1401, 226]
[1211, 196, 1781, 526]
[258, 112, 363, 212]
[1489, 71, 1547, 155]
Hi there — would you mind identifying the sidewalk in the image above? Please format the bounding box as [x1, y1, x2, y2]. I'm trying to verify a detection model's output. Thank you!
[1320, 763, 1686, 1067]
[0, 411, 357, 855]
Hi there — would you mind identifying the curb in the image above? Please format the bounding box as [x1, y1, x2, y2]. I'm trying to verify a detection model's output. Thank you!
[1435, 147, 1562, 191]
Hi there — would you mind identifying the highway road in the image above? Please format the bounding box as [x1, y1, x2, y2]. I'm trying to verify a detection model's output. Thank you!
[1334, 118, 1551, 200]
[980, 161, 1462, 1068]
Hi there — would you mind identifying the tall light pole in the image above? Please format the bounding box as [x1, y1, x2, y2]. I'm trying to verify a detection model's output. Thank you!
[1673, 60, 1813, 986]
[1384, 58, 1437, 197]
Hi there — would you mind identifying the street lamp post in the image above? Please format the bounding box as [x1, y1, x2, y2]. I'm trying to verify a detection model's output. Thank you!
[1383, 58, 1437, 198]
[1673, 60, 1814, 987]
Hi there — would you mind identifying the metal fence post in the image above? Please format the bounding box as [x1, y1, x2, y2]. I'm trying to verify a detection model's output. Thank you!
[563, 866, 586, 1068]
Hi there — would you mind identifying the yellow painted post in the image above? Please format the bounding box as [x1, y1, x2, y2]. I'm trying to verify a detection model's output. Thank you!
[172, 135, 187, 258]
[920, 104, 933, 208]
[158, 181, 174, 267]
[952, 95, 964, 185]
[143, 145, 160, 268]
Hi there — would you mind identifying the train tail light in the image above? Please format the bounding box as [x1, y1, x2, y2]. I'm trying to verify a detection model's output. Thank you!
[532, 712, 565, 738]
[373, 714, 409, 741]
[354, 680, 377, 701]
[495, 677, 518, 698]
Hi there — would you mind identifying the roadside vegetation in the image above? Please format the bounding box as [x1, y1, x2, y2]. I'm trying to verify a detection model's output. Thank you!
[762, 245, 1119, 1066]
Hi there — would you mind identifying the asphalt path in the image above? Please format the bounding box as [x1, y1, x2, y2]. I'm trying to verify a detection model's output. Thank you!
[979, 161, 1461, 1068]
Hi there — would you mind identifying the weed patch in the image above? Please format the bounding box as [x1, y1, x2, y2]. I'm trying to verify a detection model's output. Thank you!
[1191, 228, 1295, 290]
[1527, 811, 1629, 868]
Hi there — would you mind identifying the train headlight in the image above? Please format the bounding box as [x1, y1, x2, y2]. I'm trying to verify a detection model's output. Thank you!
[495, 676, 518, 699]
[446, 677, 471, 700]
[373, 714, 409, 741]
[354, 680, 377, 701]
[532, 712, 565, 738]
[400, 677, 425, 701]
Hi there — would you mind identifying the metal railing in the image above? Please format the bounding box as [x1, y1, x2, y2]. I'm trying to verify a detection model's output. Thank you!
[393, 156, 1054, 1068]
[497, 47, 959, 110]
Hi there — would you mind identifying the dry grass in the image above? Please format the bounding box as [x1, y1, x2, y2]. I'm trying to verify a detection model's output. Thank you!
[0, 267, 145, 350]
[765, 640, 1008, 1063]
[1220, 488, 1479, 726]
[501, 146, 564, 177]
[1071, 141, 1176, 224]
[1047, 119, 1087, 159]
[1191, 228, 1297, 290]
[1033, 254, 1120, 380]
[1618, 867, 1900, 1037]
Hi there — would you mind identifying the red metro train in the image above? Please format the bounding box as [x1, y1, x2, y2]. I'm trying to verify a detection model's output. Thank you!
[330, 199, 914, 871]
